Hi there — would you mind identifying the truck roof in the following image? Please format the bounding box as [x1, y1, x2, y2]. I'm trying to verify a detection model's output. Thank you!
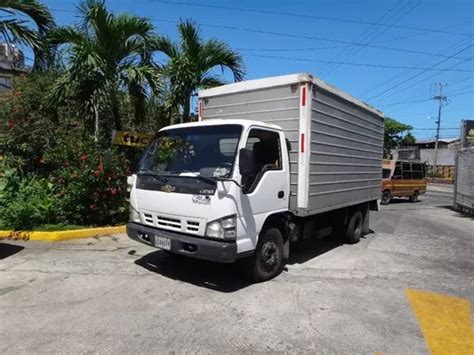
[159, 119, 283, 132]
[199, 73, 384, 118]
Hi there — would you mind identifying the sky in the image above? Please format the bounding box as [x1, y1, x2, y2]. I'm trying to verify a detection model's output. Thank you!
[30, 0, 474, 139]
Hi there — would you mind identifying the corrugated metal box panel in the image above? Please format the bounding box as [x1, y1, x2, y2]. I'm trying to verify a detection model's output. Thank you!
[307, 87, 384, 214]
[201, 85, 301, 210]
[455, 148, 474, 211]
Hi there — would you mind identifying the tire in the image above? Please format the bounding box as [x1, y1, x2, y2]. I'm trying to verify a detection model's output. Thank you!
[244, 228, 284, 283]
[410, 191, 419, 203]
[381, 190, 391, 205]
[345, 211, 363, 244]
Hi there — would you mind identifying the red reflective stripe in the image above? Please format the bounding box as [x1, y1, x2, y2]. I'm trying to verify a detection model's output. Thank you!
[198, 101, 203, 118]
[301, 133, 305, 153]
[301, 86, 306, 107]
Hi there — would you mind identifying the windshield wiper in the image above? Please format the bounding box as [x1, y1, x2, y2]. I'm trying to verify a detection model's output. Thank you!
[164, 171, 217, 185]
[137, 169, 169, 183]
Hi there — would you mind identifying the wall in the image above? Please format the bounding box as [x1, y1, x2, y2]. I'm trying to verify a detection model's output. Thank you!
[454, 147, 474, 213]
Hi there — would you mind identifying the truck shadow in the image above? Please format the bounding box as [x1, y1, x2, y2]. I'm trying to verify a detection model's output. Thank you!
[134, 236, 347, 292]
[0, 243, 25, 260]
[134, 251, 252, 293]
[287, 238, 343, 265]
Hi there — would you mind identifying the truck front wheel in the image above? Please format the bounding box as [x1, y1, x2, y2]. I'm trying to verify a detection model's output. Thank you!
[244, 228, 284, 282]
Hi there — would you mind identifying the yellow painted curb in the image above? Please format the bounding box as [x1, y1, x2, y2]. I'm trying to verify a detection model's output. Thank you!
[0, 225, 126, 242]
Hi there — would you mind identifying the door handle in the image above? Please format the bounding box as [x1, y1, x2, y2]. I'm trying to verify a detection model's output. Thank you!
[278, 191, 284, 199]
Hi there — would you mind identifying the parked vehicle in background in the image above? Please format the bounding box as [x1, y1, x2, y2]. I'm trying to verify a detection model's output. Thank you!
[127, 73, 385, 282]
[381, 159, 427, 205]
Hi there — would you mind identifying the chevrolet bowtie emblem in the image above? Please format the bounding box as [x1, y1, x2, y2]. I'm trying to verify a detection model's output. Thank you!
[161, 184, 176, 193]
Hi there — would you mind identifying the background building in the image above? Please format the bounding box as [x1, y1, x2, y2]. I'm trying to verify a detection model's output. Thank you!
[0, 42, 25, 92]
[393, 138, 460, 179]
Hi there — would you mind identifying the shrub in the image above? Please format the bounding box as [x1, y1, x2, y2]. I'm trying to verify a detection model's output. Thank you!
[0, 169, 61, 230]
[44, 129, 131, 226]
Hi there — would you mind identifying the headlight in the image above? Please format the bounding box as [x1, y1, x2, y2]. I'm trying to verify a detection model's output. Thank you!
[129, 205, 141, 222]
[206, 215, 237, 240]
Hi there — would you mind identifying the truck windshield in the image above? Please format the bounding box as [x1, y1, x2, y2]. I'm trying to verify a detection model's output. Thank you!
[382, 168, 392, 179]
[138, 125, 242, 179]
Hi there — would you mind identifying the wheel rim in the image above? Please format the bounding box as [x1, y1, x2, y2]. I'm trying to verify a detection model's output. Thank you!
[413, 192, 419, 202]
[382, 192, 390, 204]
[260, 240, 280, 274]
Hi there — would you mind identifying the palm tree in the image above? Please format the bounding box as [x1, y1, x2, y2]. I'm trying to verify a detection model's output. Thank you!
[156, 19, 245, 123]
[0, 0, 54, 69]
[48, 0, 162, 142]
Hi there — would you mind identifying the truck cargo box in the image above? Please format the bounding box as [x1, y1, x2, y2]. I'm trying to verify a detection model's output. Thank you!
[198, 73, 385, 217]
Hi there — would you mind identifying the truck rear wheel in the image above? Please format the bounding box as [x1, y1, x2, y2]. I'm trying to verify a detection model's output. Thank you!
[244, 228, 284, 282]
[345, 210, 363, 244]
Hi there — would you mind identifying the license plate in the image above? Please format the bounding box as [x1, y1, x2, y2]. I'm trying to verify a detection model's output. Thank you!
[154, 236, 171, 250]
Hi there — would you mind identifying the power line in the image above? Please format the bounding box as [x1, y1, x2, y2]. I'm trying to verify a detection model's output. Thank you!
[150, 0, 474, 37]
[373, 20, 474, 44]
[50, 8, 473, 61]
[321, 0, 422, 78]
[367, 43, 474, 101]
[245, 53, 474, 73]
[236, 45, 348, 52]
[238, 22, 474, 53]
[363, 38, 472, 99]
[446, 84, 474, 96]
[380, 97, 433, 107]
[318, 0, 407, 76]
[449, 90, 474, 98]
[412, 128, 459, 130]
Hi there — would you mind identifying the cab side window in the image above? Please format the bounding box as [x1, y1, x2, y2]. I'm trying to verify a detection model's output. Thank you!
[412, 163, 423, 180]
[243, 129, 281, 192]
[402, 163, 412, 180]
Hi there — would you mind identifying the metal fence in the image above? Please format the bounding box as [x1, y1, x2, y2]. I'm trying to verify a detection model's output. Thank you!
[453, 147, 474, 214]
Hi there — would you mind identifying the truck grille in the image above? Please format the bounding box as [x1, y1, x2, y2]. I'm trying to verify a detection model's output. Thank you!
[141, 212, 201, 234]
[156, 216, 181, 230]
[186, 221, 200, 233]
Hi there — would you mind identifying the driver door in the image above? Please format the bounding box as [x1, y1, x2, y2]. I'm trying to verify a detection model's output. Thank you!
[237, 127, 289, 249]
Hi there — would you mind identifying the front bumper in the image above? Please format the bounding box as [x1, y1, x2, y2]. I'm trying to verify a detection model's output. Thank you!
[127, 222, 237, 263]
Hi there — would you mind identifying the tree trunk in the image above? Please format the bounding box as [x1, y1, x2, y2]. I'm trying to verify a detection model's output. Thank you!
[182, 94, 191, 123]
[94, 106, 99, 143]
[133, 96, 145, 127]
[110, 93, 122, 131]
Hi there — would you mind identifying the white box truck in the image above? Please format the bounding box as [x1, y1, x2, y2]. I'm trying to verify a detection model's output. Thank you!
[127, 73, 385, 281]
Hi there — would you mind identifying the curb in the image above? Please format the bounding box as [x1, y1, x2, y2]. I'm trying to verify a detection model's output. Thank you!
[0, 225, 126, 242]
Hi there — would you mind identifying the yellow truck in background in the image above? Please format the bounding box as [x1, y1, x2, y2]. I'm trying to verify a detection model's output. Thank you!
[381, 159, 427, 205]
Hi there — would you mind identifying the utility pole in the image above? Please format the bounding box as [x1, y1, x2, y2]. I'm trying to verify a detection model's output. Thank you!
[433, 83, 448, 173]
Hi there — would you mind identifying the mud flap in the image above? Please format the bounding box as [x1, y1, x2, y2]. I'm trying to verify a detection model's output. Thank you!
[283, 238, 290, 261]
[362, 204, 370, 235]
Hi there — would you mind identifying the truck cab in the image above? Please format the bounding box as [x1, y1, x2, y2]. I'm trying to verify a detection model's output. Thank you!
[127, 119, 290, 281]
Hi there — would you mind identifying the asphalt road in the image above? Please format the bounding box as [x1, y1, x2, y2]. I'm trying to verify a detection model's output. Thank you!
[1, 184, 473, 353]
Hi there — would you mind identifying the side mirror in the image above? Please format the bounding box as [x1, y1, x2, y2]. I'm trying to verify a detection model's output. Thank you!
[239, 148, 254, 177]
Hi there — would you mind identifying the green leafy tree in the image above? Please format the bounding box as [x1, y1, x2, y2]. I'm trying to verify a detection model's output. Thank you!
[48, 0, 162, 142]
[384, 117, 416, 158]
[0, 0, 55, 69]
[155, 19, 245, 123]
